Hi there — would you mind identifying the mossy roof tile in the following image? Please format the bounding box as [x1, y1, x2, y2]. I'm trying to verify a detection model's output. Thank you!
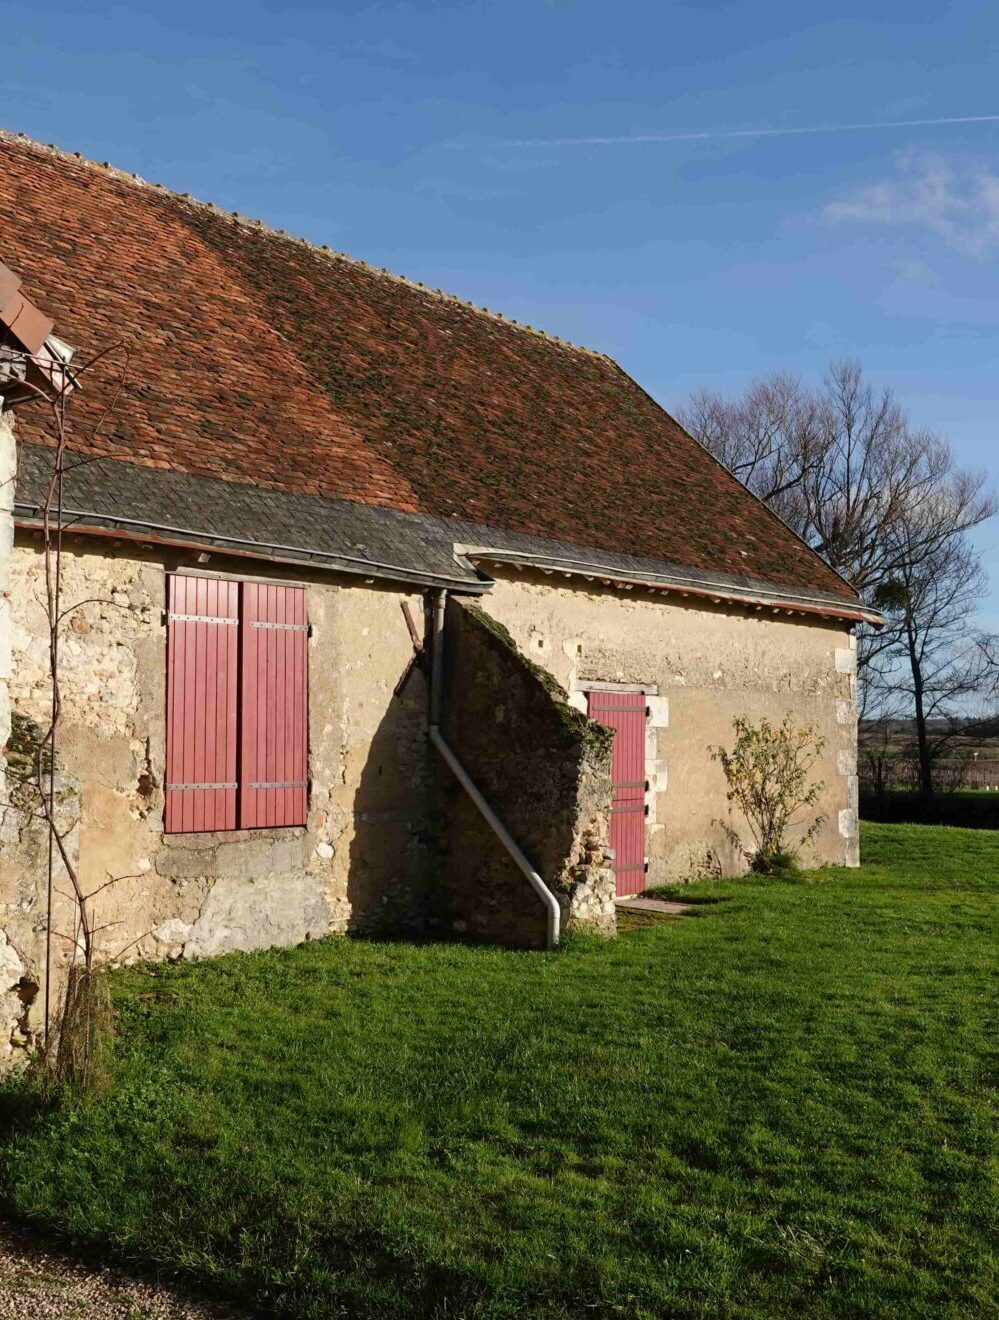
[0, 130, 856, 603]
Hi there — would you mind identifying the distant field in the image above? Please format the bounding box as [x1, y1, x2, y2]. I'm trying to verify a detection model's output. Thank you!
[861, 789, 999, 828]
[1, 823, 996, 1319]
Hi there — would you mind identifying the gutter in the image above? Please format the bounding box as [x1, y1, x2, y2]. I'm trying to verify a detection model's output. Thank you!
[460, 546, 883, 627]
[13, 503, 488, 594]
[428, 590, 561, 949]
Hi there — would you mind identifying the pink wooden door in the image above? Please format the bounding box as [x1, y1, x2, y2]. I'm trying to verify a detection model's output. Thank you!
[587, 691, 647, 896]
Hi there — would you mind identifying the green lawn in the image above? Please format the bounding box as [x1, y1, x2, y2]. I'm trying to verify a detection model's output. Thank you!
[2, 823, 997, 1318]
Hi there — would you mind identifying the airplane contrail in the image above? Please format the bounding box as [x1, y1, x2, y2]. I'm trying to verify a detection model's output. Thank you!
[499, 113, 999, 148]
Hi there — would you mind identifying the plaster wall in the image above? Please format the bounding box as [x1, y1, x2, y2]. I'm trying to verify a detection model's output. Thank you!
[478, 570, 859, 884]
[0, 416, 20, 1059]
[0, 418, 13, 829]
[0, 535, 438, 1056]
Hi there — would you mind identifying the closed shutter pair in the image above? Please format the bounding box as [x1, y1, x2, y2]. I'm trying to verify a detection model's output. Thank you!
[164, 575, 308, 833]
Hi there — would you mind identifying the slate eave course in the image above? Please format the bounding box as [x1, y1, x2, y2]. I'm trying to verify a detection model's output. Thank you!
[15, 445, 877, 621]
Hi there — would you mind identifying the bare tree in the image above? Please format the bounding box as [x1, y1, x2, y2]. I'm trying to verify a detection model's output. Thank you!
[682, 362, 998, 791]
[808, 364, 995, 597]
[859, 714, 905, 798]
[679, 374, 824, 522]
[978, 635, 999, 697]
[680, 362, 996, 601]
[681, 361, 997, 727]
[864, 530, 990, 796]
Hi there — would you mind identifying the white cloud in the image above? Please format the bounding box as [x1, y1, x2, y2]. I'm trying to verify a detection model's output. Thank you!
[824, 152, 999, 259]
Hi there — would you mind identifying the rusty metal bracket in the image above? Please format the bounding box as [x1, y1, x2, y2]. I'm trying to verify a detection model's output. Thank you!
[393, 600, 429, 697]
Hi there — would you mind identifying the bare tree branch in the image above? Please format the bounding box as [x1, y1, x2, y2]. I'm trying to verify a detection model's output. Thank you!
[3, 337, 133, 1077]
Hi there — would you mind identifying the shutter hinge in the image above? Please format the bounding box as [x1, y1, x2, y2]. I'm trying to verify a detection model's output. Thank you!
[167, 612, 238, 626]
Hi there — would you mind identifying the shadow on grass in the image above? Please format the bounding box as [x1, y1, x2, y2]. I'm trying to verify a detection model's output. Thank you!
[642, 888, 732, 906]
[0, 1215, 251, 1319]
[0, 1145, 536, 1320]
[0, 1076, 250, 1316]
[0, 1068, 60, 1150]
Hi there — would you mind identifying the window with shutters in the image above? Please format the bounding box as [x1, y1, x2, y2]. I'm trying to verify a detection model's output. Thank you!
[165, 575, 309, 833]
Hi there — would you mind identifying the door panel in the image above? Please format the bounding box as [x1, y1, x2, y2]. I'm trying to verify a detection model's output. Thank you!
[586, 691, 647, 897]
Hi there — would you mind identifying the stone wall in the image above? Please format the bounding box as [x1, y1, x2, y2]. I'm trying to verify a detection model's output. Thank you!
[479, 570, 860, 883]
[0, 535, 440, 1061]
[0, 416, 13, 834]
[439, 601, 615, 945]
[0, 414, 23, 1061]
[0, 513, 864, 1055]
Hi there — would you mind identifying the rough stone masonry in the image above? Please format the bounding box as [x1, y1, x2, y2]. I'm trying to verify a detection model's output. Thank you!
[0, 522, 623, 1062]
[440, 600, 616, 945]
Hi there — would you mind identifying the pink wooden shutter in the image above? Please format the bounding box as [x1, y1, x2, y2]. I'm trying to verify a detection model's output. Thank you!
[239, 582, 309, 829]
[165, 575, 239, 833]
[587, 691, 648, 897]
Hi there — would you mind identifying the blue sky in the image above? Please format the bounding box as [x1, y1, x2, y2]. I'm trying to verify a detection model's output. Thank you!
[4, 0, 998, 622]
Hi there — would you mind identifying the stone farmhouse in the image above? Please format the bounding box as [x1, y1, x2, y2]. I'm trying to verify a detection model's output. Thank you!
[0, 130, 879, 1058]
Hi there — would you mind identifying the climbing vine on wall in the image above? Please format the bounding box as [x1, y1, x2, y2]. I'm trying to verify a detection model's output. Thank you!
[0, 334, 129, 1085]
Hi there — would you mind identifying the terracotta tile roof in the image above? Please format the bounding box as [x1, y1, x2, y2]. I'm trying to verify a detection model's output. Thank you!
[0, 129, 857, 602]
[15, 441, 880, 623]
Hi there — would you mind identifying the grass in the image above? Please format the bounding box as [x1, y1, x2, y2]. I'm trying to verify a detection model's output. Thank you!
[1, 822, 996, 1318]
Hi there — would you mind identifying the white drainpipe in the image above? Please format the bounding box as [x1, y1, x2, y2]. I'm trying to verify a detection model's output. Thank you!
[428, 590, 561, 949]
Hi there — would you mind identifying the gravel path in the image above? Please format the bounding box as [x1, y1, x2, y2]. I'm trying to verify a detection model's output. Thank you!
[0, 1223, 246, 1319]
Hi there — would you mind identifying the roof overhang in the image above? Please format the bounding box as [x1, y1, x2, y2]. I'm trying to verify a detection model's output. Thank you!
[460, 545, 883, 627]
[13, 505, 488, 593]
[12, 443, 489, 592]
[12, 444, 881, 623]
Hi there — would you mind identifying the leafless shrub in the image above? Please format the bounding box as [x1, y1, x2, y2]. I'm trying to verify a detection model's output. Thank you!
[712, 715, 826, 874]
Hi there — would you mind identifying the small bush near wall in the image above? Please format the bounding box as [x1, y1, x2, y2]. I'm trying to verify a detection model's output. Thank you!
[712, 716, 826, 874]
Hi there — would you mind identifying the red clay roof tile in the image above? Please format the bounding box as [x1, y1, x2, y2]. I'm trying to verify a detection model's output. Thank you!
[0, 130, 856, 602]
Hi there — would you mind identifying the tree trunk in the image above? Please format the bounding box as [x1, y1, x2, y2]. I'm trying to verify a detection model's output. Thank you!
[906, 621, 933, 798]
